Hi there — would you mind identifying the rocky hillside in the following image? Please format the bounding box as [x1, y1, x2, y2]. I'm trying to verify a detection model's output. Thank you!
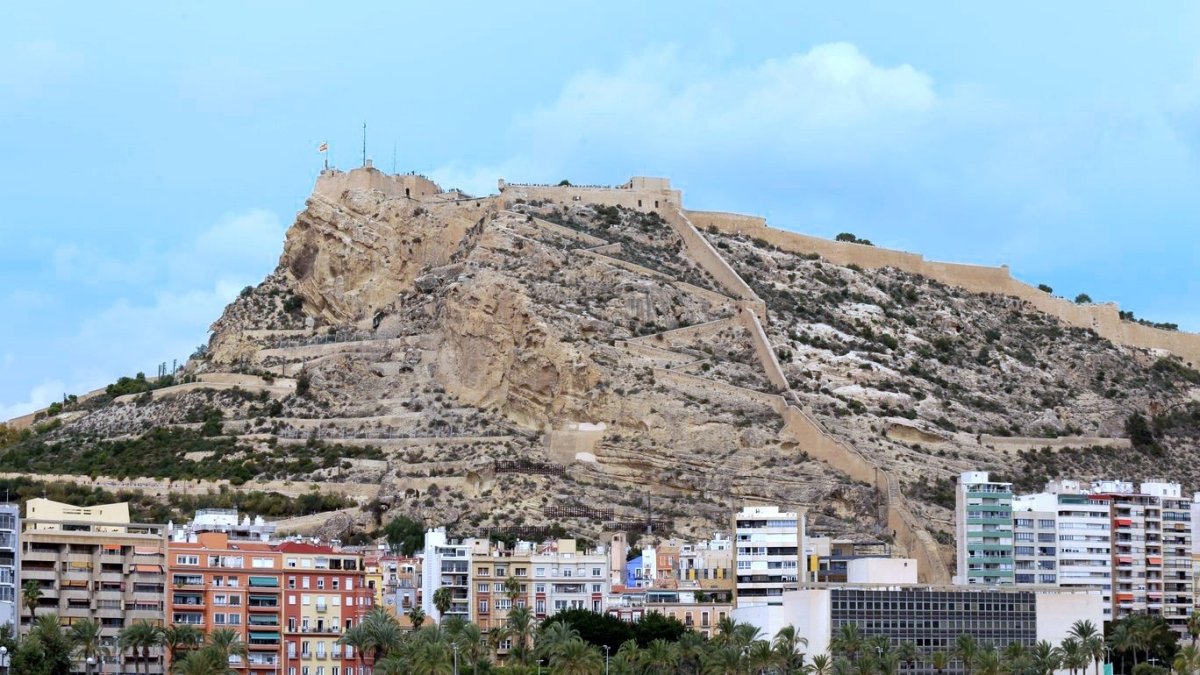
[4, 168, 1198, 579]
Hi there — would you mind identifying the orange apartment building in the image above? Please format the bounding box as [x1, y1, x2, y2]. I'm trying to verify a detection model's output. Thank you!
[278, 541, 372, 675]
[167, 532, 284, 673]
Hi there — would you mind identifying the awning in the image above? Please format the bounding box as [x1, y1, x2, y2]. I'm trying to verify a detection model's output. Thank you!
[249, 632, 280, 640]
[1148, 557, 1163, 565]
[103, 544, 121, 552]
[248, 576, 278, 587]
[133, 564, 161, 573]
[133, 546, 159, 555]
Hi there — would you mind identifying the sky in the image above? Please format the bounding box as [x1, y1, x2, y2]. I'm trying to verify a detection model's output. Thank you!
[2, 2, 1200, 419]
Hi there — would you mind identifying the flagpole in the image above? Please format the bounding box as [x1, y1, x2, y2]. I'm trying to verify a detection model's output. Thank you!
[362, 122, 367, 167]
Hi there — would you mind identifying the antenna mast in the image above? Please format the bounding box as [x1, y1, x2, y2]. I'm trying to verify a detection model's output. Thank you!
[362, 122, 367, 167]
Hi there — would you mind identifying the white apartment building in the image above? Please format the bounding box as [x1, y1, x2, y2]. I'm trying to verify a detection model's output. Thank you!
[420, 528, 472, 622]
[733, 505, 805, 607]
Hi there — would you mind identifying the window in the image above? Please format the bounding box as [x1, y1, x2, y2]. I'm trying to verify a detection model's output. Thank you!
[288, 577, 297, 589]
[287, 558, 298, 568]
[176, 555, 199, 566]
[535, 584, 546, 593]
[479, 600, 489, 613]
[253, 557, 275, 568]
[592, 568, 602, 577]
[302, 577, 311, 589]
[332, 578, 340, 590]
[477, 583, 489, 593]
[317, 578, 325, 590]
[536, 567, 546, 577]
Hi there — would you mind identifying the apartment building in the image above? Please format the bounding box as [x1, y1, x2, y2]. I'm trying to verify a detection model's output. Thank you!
[279, 542, 371, 675]
[0, 503, 18, 629]
[21, 498, 167, 674]
[954, 472, 1015, 585]
[167, 531, 283, 673]
[733, 505, 805, 606]
[363, 550, 420, 625]
[420, 528, 472, 623]
[976, 474, 1195, 634]
[606, 589, 733, 639]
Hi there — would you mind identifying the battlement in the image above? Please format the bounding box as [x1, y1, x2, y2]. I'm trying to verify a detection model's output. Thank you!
[498, 176, 682, 213]
[314, 163, 442, 201]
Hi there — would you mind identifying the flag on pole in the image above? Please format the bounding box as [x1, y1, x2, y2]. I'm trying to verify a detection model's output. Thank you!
[318, 142, 328, 153]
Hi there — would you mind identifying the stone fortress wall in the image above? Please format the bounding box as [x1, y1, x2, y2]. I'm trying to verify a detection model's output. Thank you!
[684, 209, 1200, 366]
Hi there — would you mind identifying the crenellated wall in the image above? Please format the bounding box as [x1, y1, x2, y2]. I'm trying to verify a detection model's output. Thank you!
[686, 209, 1200, 366]
[498, 176, 682, 213]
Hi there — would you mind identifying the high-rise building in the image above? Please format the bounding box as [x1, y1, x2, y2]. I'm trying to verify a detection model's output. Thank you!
[733, 505, 805, 606]
[167, 531, 283, 673]
[954, 471, 1014, 585]
[981, 474, 1195, 634]
[0, 503, 18, 630]
[278, 542, 371, 675]
[21, 498, 167, 674]
[420, 528, 472, 623]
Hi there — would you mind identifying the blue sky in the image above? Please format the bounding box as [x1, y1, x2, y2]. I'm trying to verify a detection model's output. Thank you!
[2, 2, 1199, 418]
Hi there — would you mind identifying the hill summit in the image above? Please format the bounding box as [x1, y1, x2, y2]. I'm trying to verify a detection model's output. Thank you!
[6, 166, 1200, 582]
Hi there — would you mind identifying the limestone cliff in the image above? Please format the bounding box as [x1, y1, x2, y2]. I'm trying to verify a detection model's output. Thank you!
[12, 168, 1200, 583]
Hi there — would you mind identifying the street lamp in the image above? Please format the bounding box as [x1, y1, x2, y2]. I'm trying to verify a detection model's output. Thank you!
[452, 642, 459, 675]
[0, 645, 8, 675]
[604, 644, 610, 675]
[538, 658, 545, 675]
[86, 656, 95, 675]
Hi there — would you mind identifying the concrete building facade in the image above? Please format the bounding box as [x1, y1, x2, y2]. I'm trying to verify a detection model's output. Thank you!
[955, 472, 1015, 585]
[0, 504, 18, 630]
[167, 532, 283, 673]
[733, 505, 805, 606]
[21, 498, 167, 674]
[278, 542, 371, 675]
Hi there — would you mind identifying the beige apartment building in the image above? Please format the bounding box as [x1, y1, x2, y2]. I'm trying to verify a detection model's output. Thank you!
[21, 498, 168, 674]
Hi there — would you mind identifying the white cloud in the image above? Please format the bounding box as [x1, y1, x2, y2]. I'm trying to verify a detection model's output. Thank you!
[0, 379, 69, 422]
[2, 210, 284, 419]
[521, 43, 937, 166]
[0, 40, 80, 100]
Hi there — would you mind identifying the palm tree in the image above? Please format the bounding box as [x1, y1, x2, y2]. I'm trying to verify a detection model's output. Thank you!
[614, 639, 642, 674]
[506, 605, 535, 666]
[161, 624, 203, 666]
[895, 642, 919, 673]
[746, 640, 777, 674]
[976, 648, 1002, 675]
[678, 630, 707, 675]
[455, 621, 485, 667]
[1173, 644, 1200, 675]
[536, 620, 581, 661]
[552, 637, 603, 675]
[503, 575, 522, 604]
[408, 605, 427, 631]
[930, 651, 949, 675]
[955, 635, 980, 675]
[714, 616, 739, 647]
[1110, 622, 1139, 670]
[21, 580, 41, 624]
[362, 607, 405, 659]
[811, 654, 834, 675]
[831, 624, 863, 663]
[432, 587, 453, 619]
[774, 625, 810, 673]
[28, 614, 73, 673]
[1031, 640, 1061, 675]
[1189, 614, 1200, 649]
[1070, 620, 1105, 675]
[118, 620, 161, 675]
[407, 637, 453, 675]
[1059, 638, 1090, 675]
[642, 638, 681, 672]
[1004, 642, 1030, 675]
[1130, 615, 1169, 669]
[702, 645, 745, 675]
[339, 623, 371, 674]
[70, 618, 106, 675]
[171, 645, 234, 675]
[206, 628, 248, 663]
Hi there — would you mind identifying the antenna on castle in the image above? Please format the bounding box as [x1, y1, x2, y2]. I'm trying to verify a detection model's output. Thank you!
[362, 122, 367, 167]
[392, 142, 397, 174]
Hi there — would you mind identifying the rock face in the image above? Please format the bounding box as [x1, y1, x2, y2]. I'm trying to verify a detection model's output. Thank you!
[16, 168, 1200, 581]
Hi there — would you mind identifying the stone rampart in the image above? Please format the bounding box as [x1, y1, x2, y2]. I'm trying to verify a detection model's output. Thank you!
[314, 166, 441, 201]
[499, 177, 682, 213]
[686, 209, 1200, 366]
[664, 210, 766, 320]
[737, 307, 790, 392]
